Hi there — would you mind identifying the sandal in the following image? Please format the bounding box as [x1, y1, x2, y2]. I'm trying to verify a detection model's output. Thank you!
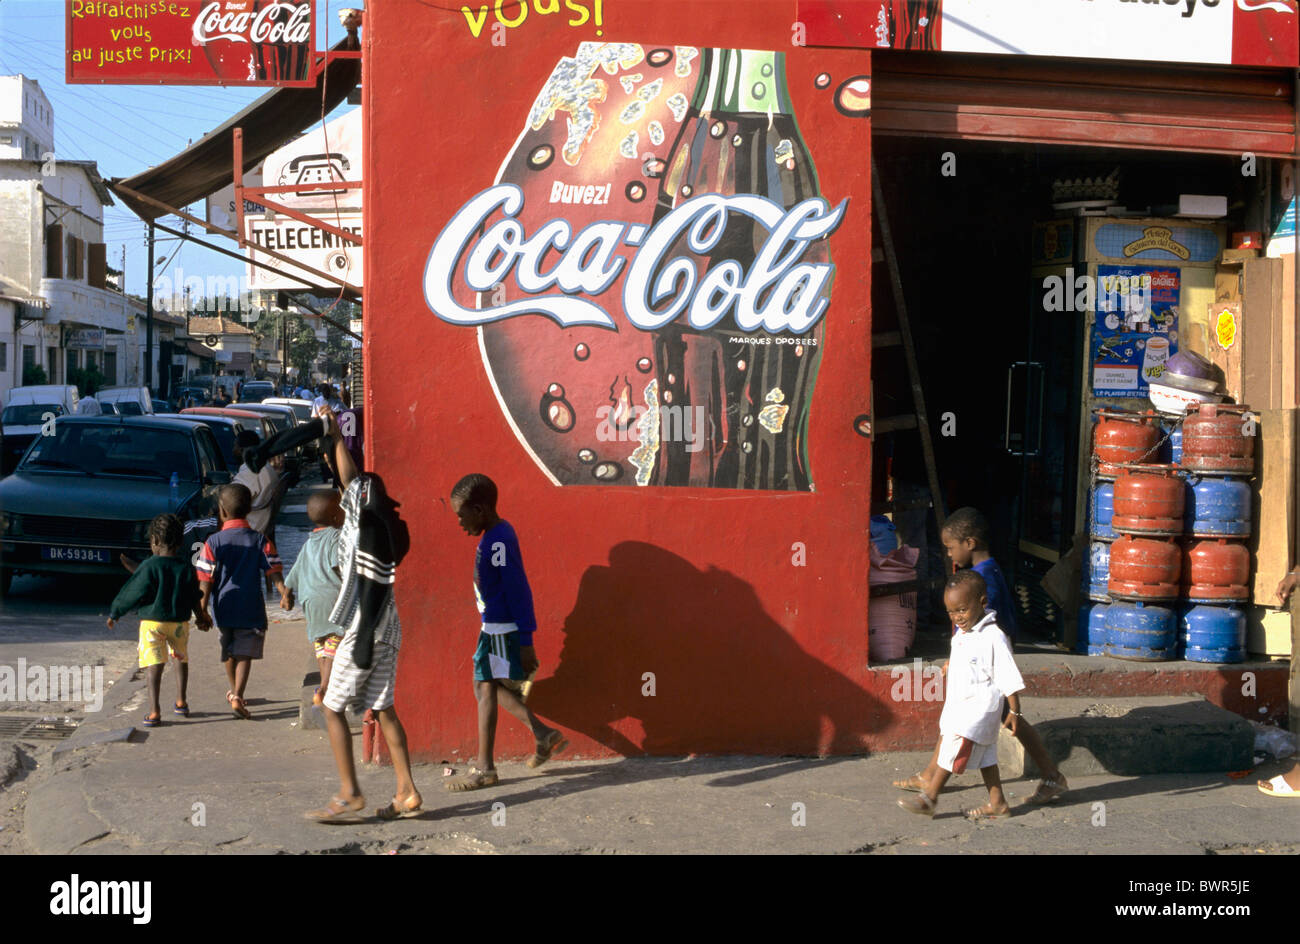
[375, 795, 424, 820]
[226, 690, 251, 720]
[964, 803, 1011, 821]
[892, 772, 928, 793]
[1258, 774, 1300, 799]
[304, 795, 367, 822]
[445, 766, 499, 792]
[897, 794, 936, 817]
[1024, 774, 1069, 805]
[173, 701, 190, 717]
[526, 730, 569, 769]
[142, 713, 161, 728]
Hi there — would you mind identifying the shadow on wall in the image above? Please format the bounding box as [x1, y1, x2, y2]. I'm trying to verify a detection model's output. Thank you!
[528, 541, 892, 756]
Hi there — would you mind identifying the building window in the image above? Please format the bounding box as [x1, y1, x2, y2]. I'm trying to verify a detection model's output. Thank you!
[0, 341, 7, 371]
[103, 350, 117, 385]
[0, 136, 11, 146]
[67, 349, 79, 376]
[47, 346, 58, 382]
[85, 351, 97, 373]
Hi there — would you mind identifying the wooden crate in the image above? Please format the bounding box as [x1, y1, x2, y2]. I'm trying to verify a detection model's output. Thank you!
[1250, 408, 1299, 604]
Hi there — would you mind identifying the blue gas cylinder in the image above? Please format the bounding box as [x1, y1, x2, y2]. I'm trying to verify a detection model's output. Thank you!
[1078, 602, 1109, 655]
[1104, 601, 1176, 660]
[1183, 475, 1251, 538]
[1180, 603, 1247, 663]
[1091, 483, 1116, 541]
[1169, 424, 1183, 465]
[1088, 541, 1112, 601]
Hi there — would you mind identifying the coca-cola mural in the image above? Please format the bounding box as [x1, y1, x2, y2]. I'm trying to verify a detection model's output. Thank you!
[67, 0, 312, 86]
[425, 43, 863, 491]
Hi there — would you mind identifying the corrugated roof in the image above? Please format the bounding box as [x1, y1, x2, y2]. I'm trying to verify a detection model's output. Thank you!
[190, 316, 255, 336]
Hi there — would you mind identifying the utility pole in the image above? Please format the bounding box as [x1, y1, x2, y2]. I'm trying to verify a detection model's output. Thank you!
[145, 222, 154, 389]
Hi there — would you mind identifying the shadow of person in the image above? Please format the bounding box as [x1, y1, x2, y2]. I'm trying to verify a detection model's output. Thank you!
[528, 542, 891, 758]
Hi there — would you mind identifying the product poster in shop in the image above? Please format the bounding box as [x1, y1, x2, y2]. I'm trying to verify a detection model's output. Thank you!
[1090, 263, 1179, 398]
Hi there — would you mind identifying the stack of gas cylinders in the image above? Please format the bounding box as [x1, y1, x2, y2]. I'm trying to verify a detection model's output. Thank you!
[1082, 403, 1255, 662]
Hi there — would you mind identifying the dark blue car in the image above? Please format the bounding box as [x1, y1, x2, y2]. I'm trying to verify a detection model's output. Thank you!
[0, 416, 231, 595]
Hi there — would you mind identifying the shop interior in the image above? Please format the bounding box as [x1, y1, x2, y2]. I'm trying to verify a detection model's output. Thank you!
[869, 135, 1273, 657]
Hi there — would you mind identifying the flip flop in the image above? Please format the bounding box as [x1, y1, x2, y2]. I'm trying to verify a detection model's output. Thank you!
[892, 772, 928, 793]
[897, 794, 936, 818]
[173, 702, 190, 717]
[1258, 775, 1300, 798]
[375, 796, 424, 820]
[445, 767, 499, 792]
[142, 715, 161, 728]
[526, 730, 569, 769]
[964, 804, 1011, 821]
[226, 691, 251, 720]
[304, 796, 367, 822]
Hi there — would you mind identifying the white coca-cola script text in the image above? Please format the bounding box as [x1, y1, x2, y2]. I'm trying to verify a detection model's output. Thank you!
[192, 1, 311, 45]
[424, 184, 847, 334]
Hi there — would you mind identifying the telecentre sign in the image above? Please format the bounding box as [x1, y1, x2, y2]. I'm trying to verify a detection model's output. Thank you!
[66, 0, 314, 86]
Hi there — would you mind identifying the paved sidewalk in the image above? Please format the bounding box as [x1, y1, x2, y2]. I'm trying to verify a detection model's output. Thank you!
[7, 613, 1300, 855]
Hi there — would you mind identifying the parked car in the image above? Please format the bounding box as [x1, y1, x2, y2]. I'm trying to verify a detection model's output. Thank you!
[95, 386, 153, 416]
[179, 407, 277, 448]
[157, 413, 260, 471]
[1, 385, 80, 475]
[263, 397, 320, 458]
[151, 399, 170, 414]
[0, 415, 230, 594]
[237, 380, 276, 403]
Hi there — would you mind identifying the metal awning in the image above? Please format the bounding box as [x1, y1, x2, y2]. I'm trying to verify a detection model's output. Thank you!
[109, 33, 361, 222]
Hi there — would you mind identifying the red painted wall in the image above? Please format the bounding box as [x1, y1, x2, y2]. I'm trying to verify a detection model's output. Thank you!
[364, 0, 883, 759]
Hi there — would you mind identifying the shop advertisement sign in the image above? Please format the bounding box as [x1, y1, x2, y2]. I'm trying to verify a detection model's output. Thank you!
[796, 0, 1298, 68]
[66, 0, 314, 86]
[1091, 264, 1180, 397]
[422, 44, 858, 491]
[65, 327, 106, 350]
[206, 165, 264, 233]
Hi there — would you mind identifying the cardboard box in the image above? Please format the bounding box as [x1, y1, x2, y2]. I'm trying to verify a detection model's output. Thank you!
[1248, 608, 1291, 658]
[1250, 408, 1299, 605]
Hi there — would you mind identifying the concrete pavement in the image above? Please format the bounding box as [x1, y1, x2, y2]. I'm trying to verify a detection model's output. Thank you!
[6, 603, 1300, 854]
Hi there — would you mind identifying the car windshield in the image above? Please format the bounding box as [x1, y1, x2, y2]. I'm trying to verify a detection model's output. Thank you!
[264, 415, 290, 435]
[187, 421, 249, 467]
[283, 403, 312, 421]
[113, 401, 144, 415]
[2, 404, 63, 425]
[20, 424, 199, 480]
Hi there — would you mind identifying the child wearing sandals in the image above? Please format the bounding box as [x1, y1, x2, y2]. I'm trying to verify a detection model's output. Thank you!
[107, 514, 211, 726]
[447, 473, 567, 792]
[281, 490, 347, 707]
[196, 484, 287, 720]
[894, 507, 1068, 806]
[899, 571, 1024, 820]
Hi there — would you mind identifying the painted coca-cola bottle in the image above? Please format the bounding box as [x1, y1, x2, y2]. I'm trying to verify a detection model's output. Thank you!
[444, 43, 841, 491]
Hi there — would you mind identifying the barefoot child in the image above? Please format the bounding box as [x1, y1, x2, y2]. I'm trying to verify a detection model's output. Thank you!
[107, 514, 211, 726]
[306, 409, 422, 822]
[282, 490, 347, 706]
[447, 473, 566, 791]
[196, 484, 287, 720]
[899, 571, 1023, 819]
[894, 507, 1069, 805]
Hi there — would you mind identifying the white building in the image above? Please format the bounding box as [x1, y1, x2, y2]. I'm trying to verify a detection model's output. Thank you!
[0, 74, 150, 405]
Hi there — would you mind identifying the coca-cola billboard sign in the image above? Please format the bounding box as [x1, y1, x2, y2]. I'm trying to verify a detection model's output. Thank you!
[424, 43, 863, 492]
[67, 0, 314, 86]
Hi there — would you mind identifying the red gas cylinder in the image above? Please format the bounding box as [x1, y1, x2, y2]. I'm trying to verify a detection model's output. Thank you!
[1182, 538, 1250, 601]
[1108, 535, 1181, 600]
[1093, 409, 1161, 476]
[1112, 464, 1185, 535]
[1181, 403, 1255, 475]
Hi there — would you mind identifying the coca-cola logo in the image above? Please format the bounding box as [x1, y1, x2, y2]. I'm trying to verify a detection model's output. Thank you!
[192, 1, 311, 45]
[424, 184, 848, 335]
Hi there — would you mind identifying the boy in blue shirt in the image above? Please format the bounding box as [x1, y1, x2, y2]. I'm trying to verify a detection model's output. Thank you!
[447, 473, 566, 791]
[893, 507, 1069, 806]
[196, 484, 287, 720]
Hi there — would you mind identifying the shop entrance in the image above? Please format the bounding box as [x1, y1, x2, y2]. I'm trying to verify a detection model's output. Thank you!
[871, 135, 1261, 651]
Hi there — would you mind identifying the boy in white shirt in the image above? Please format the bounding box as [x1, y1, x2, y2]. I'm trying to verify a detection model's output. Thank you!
[898, 570, 1024, 820]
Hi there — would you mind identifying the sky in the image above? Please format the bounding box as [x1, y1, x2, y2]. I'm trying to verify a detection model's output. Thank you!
[0, 0, 357, 301]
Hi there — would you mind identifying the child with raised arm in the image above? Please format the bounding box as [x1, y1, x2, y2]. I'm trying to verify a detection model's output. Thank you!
[898, 570, 1023, 819]
[446, 473, 566, 791]
[305, 408, 421, 823]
